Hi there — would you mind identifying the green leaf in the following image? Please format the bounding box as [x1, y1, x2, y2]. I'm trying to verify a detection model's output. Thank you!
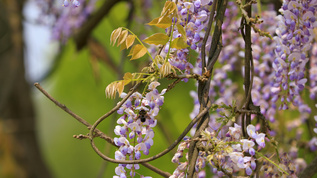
[170, 36, 189, 49]
[143, 33, 169, 45]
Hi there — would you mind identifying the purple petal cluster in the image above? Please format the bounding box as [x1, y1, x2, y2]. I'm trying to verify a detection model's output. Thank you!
[36, 0, 96, 42]
[113, 82, 165, 177]
[164, 0, 213, 81]
[272, 0, 317, 108]
[170, 123, 268, 177]
[63, 0, 80, 7]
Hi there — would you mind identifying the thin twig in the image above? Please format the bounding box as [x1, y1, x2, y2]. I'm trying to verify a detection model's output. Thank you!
[90, 100, 212, 164]
[34, 82, 171, 177]
[34, 82, 116, 144]
[167, 73, 208, 82]
[89, 82, 141, 140]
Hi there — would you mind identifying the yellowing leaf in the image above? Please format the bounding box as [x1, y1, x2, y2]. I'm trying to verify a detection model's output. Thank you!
[116, 81, 124, 96]
[160, 61, 174, 78]
[105, 81, 117, 99]
[110, 27, 122, 46]
[128, 45, 135, 56]
[126, 35, 135, 49]
[143, 33, 169, 45]
[120, 40, 127, 51]
[161, 1, 177, 16]
[123, 72, 133, 85]
[130, 44, 147, 60]
[147, 15, 172, 29]
[176, 23, 186, 39]
[117, 30, 128, 47]
[171, 36, 189, 49]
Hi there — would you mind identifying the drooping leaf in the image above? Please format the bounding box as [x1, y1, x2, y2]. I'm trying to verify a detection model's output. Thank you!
[125, 35, 135, 49]
[130, 44, 147, 60]
[160, 61, 174, 78]
[143, 33, 169, 45]
[120, 40, 127, 51]
[116, 81, 124, 96]
[171, 36, 189, 49]
[128, 45, 135, 56]
[123, 72, 133, 85]
[110, 27, 122, 46]
[147, 15, 172, 29]
[117, 30, 128, 47]
[105, 81, 117, 99]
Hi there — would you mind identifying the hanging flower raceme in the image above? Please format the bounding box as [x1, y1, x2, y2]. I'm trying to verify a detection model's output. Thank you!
[113, 81, 166, 177]
[272, 0, 317, 110]
[170, 123, 270, 177]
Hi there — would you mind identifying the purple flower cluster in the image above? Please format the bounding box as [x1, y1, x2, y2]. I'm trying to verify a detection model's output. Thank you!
[272, 0, 317, 108]
[53, 0, 96, 42]
[170, 139, 191, 178]
[36, 0, 96, 42]
[261, 152, 300, 177]
[170, 124, 267, 177]
[63, 0, 80, 7]
[113, 82, 166, 177]
[163, 0, 213, 81]
[226, 124, 266, 176]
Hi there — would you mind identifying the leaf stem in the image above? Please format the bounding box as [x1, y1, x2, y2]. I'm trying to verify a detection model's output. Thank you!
[166, 22, 175, 62]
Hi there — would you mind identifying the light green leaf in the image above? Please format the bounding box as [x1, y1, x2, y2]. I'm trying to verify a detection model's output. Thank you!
[171, 36, 189, 49]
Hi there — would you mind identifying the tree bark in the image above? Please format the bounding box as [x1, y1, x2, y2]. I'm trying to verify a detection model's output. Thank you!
[0, 0, 52, 177]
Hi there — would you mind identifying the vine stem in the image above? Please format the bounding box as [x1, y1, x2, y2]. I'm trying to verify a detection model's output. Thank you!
[90, 100, 212, 164]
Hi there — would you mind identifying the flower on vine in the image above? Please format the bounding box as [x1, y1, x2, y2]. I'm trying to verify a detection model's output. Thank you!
[228, 123, 242, 140]
[113, 81, 166, 177]
[241, 139, 255, 155]
[256, 133, 266, 148]
[114, 166, 126, 178]
[247, 124, 258, 139]
[63, 0, 80, 7]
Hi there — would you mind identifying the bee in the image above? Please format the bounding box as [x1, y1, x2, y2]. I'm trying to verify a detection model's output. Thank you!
[137, 109, 151, 122]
